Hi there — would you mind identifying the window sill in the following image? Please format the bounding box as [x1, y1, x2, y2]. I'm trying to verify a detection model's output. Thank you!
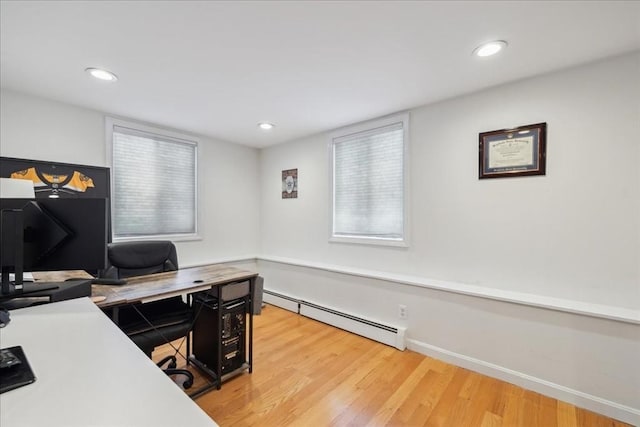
[329, 235, 408, 248]
[113, 233, 203, 243]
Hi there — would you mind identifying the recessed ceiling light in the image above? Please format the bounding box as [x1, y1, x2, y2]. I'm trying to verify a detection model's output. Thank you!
[258, 122, 275, 131]
[85, 67, 118, 82]
[473, 40, 508, 57]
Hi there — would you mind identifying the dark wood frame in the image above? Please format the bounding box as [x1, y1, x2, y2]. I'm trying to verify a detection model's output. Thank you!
[479, 122, 547, 179]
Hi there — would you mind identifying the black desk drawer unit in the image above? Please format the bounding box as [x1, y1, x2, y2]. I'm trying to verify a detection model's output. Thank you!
[192, 294, 246, 376]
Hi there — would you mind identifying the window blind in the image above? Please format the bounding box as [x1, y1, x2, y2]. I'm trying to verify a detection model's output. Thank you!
[333, 121, 404, 239]
[112, 125, 197, 238]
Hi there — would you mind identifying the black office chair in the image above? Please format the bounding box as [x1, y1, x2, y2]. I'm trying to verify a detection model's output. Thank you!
[101, 240, 194, 389]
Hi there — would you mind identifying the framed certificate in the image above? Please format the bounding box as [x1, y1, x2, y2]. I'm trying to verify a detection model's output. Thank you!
[479, 122, 547, 179]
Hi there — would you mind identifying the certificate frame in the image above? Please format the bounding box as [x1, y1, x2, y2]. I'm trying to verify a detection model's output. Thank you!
[479, 122, 547, 179]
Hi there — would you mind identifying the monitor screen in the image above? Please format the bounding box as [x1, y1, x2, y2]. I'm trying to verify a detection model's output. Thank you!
[0, 198, 108, 286]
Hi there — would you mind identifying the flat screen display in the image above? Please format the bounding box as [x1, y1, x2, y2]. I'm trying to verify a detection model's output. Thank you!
[0, 198, 108, 273]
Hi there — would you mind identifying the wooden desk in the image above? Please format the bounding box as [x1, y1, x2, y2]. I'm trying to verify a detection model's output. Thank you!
[0, 298, 217, 427]
[96, 265, 258, 393]
[34, 264, 257, 308]
[91, 264, 257, 308]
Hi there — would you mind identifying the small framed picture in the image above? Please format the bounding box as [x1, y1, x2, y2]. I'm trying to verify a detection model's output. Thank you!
[479, 122, 547, 179]
[282, 168, 298, 199]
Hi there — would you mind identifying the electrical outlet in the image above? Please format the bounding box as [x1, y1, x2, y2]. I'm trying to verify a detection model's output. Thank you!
[398, 304, 408, 319]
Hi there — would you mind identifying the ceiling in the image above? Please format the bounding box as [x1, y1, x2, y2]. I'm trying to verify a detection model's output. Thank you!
[1, 1, 639, 148]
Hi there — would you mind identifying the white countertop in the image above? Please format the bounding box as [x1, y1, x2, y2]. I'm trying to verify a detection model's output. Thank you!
[0, 298, 217, 427]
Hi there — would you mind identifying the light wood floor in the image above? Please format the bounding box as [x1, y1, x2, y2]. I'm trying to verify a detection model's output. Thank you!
[154, 304, 630, 427]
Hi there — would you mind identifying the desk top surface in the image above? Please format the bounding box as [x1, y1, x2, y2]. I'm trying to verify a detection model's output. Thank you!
[0, 298, 217, 427]
[94, 264, 257, 307]
[35, 264, 258, 308]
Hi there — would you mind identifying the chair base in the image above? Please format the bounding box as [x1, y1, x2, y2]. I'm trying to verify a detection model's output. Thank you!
[158, 355, 194, 389]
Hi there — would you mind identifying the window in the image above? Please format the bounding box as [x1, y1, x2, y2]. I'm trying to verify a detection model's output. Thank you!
[330, 113, 409, 246]
[106, 118, 198, 240]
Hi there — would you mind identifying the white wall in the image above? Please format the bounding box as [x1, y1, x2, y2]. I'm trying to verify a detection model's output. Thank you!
[260, 52, 640, 310]
[0, 89, 261, 266]
[258, 52, 640, 424]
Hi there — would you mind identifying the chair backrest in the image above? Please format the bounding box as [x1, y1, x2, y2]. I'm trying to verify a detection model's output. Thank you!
[101, 241, 178, 279]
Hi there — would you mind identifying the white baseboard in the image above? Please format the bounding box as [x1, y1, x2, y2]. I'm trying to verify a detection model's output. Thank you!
[264, 289, 406, 350]
[407, 339, 640, 426]
[263, 290, 300, 313]
[300, 303, 406, 350]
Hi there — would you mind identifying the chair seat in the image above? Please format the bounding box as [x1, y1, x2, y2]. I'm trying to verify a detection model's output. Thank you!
[129, 322, 192, 354]
[121, 311, 191, 336]
[113, 297, 192, 355]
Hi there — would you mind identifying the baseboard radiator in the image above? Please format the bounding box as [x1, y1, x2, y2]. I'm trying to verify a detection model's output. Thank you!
[264, 290, 406, 350]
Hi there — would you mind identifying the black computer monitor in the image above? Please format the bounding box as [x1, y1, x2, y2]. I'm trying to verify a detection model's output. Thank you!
[0, 198, 108, 297]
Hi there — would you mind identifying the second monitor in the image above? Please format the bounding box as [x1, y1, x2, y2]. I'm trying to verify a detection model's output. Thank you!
[0, 197, 108, 298]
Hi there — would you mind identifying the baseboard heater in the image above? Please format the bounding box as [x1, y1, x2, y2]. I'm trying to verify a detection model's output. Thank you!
[264, 289, 406, 350]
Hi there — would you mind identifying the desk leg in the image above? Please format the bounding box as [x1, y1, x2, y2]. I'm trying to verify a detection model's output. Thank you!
[215, 284, 222, 390]
[248, 277, 254, 373]
[186, 293, 192, 366]
[111, 306, 120, 324]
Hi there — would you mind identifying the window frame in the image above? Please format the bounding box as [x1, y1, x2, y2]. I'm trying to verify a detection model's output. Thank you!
[105, 117, 200, 242]
[328, 112, 410, 247]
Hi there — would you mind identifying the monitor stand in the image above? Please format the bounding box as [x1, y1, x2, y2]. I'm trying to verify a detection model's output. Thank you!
[0, 281, 60, 299]
[15, 281, 59, 293]
[0, 280, 91, 309]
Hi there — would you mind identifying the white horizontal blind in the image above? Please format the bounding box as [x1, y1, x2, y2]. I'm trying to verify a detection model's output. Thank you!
[112, 125, 197, 238]
[333, 121, 404, 239]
